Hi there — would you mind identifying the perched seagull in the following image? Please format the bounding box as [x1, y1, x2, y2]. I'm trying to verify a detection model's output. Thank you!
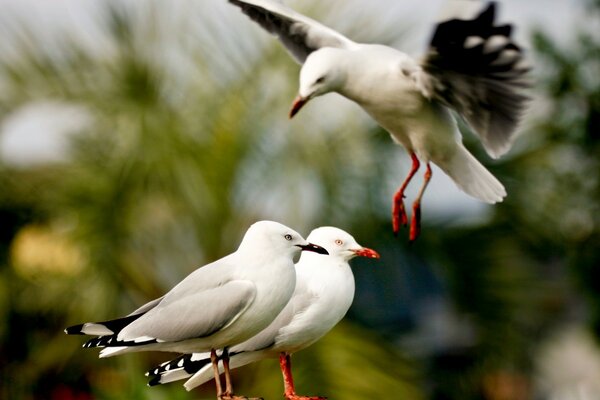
[146, 226, 380, 400]
[65, 220, 328, 400]
[227, 0, 530, 241]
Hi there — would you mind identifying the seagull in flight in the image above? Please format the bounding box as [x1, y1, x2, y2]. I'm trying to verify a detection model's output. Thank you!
[146, 226, 380, 400]
[227, 0, 530, 241]
[65, 220, 328, 400]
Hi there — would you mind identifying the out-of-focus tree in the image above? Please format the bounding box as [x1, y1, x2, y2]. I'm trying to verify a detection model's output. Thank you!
[0, 1, 421, 399]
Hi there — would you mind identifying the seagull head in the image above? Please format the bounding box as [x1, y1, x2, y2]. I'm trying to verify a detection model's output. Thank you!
[242, 221, 329, 257]
[305, 227, 380, 262]
[290, 48, 346, 118]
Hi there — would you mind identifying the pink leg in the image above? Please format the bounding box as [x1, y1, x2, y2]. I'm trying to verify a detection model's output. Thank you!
[219, 349, 258, 400]
[392, 153, 420, 235]
[211, 349, 223, 399]
[279, 353, 326, 400]
[409, 163, 432, 242]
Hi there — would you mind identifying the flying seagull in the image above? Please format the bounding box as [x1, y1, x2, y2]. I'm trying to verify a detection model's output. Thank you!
[65, 220, 328, 400]
[227, 0, 530, 241]
[146, 226, 379, 400]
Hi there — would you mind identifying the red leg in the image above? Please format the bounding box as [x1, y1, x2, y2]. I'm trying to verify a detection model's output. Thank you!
[392, 153, 420, 235]
[280, 353, 296, 398]
[279, 353, 327, 400]
[409, 163, 432, 242]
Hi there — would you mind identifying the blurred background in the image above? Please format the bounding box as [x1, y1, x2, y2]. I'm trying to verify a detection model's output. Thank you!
[0, 0, 598, 399]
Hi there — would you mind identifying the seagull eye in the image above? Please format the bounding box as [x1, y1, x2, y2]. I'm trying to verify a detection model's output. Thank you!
[284, 234, 293, 241]
[335, 239, 343, 246]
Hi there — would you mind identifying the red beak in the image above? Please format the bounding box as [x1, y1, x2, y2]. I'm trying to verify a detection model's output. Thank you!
[289, 95, 308, 119]
[351, 247, 380, 259]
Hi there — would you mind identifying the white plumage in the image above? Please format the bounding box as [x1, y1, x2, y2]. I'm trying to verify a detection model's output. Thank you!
[146, 226, 379, 399]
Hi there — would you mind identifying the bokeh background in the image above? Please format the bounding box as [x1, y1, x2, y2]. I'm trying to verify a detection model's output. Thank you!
[0, 0, 599, 399]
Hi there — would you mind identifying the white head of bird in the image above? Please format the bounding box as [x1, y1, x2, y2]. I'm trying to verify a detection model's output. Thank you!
[304, 226, 380, 262]
[290, 48, 347, 118]
[239, 221, 329, 257]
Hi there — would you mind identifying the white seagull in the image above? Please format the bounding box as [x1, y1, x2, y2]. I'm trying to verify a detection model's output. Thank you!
[146, 226, 380, 400]
[227, 0, 530, 241]
[65, 220, 328, 400]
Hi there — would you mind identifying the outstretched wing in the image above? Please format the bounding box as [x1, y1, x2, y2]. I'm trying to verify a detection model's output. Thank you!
[416, 1, 530, 159]
[229, 0, 357, 63]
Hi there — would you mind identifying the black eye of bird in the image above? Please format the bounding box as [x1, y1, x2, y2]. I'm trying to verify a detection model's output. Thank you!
[284, 234, 293, 241]
[316, 76, 325, 84]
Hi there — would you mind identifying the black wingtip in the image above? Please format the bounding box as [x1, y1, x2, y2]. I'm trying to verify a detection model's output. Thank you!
[479, 2, 496, 24]
[148, 376, 162, 387]
[65, 324, 86, 335]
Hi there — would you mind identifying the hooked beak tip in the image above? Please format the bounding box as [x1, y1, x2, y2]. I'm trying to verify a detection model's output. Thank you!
[352, 247, 380, 259]
[289, 95, 308, 119]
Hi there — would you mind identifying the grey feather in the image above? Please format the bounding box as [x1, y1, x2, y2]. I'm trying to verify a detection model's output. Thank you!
[119, 280, 256, 342]
[229, 0, 355, 64]
[128, 296, 164, 316]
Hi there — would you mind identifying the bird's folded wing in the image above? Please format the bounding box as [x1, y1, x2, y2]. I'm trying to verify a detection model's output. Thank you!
[117, 280, 256, 342]
[415, 2, 530, 159]
[128, 296, 164, 316]
[229, 0, 356, 63]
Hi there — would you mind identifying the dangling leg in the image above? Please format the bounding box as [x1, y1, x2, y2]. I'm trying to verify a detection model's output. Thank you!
[280, 352, 326, 400]
[221, 348, 258, 400]
[211, 349, 223, 400]
[392, 153, 420, 235]
[409, 163, 432, 242]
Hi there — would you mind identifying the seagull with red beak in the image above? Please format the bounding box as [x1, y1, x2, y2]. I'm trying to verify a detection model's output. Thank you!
[147, 226, 379, 400]
[229, 0, 530, 241]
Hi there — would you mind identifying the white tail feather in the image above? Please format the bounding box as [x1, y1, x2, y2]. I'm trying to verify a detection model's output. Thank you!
[99, 346, 129, 358]
[157, 369, 193, 385]
[81, 323, 114, 336]
[438, 144, 506, 204]
[184, 351, 269, 391]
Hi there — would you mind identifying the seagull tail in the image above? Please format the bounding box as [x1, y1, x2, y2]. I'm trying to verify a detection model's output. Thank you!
[438, 144, 506, 204]
[65, 314, 143, 336]
[182, 351, 268, 391]
[146, 352, 211, 386]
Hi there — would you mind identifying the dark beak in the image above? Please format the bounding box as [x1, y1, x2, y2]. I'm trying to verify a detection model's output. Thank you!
[351, 247, 380, 259]
[289, 95, 308, 119]
[297, 242, 329, 255]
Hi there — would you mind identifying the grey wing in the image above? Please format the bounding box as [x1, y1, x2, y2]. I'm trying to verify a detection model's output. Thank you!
[229, 0, 356, 64]
[416, 2, 530, 159]
[128, 296, 164, 316]
[118, 280, 256, 342]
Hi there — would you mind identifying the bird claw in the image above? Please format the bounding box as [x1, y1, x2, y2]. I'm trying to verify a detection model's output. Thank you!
[409, 202, 421, 242]
[392, 199, 409, 235]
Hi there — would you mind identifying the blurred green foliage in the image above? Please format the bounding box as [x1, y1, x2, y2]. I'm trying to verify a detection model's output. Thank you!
[0, 1, 598, 400]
